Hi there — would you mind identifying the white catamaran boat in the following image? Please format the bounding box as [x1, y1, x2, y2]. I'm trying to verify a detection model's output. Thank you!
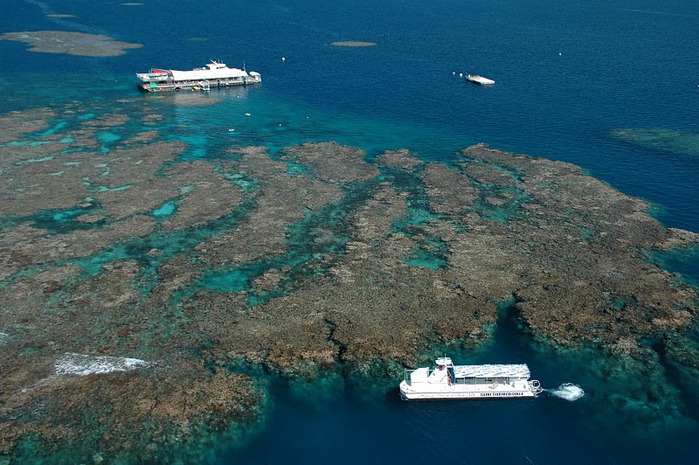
[136, 60, 261, 92]
[399, 356, 542, 400]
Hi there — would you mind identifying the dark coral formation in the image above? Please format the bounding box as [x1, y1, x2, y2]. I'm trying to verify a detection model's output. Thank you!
[330, 41, 377, 47]
[453, 145, 697, 346]
[0, 104, 697, 462]
[0, 31, 142, 57]
[0, 362, 262, 462]
[611, 128, 699, 157]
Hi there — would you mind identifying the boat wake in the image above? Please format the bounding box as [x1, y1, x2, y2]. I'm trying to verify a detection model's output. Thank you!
[546, 383, 585, 401]
[54, 352, 152, 376]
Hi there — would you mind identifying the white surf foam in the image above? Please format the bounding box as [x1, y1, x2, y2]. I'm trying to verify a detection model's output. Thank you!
[54, 352, 151, 376]
[548, 383, 585, 401]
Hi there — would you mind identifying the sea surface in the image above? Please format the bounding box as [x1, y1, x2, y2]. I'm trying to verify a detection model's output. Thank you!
[1, 0, 699, 463]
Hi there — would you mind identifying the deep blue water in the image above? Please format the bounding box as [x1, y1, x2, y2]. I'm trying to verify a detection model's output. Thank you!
[2, 0, 699, 463]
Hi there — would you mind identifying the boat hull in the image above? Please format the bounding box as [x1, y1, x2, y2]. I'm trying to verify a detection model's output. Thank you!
[465, 74, 495, 86]
[399, 381, 539, 400]
[138, 76, 261, 93]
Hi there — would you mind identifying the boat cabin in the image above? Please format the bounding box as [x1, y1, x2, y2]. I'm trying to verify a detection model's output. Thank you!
[404, 356, 532, 387]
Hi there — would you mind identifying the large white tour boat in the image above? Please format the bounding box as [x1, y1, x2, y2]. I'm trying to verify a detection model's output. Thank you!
[136, 60, 261, 92]
[399, 356, 542, 400]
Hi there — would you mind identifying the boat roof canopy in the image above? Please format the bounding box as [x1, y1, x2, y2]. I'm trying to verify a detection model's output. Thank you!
[452, 364, 531, 379]
[170, 66, 248, 81]
[137, 61, 251, 83]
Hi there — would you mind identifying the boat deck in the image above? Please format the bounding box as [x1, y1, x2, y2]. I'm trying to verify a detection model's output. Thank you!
[453, 364, 530, 378]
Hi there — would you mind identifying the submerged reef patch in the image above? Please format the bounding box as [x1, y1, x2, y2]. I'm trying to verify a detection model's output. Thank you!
[610, 128, 699, 157]
[331, 41, 377, 47]
[0, 104, 697, 462]
[0, 31, 142, 57]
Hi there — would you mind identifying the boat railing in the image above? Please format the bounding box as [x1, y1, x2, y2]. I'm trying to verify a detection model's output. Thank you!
[403, 369, 416, 385]
[136, 72, 170, 81]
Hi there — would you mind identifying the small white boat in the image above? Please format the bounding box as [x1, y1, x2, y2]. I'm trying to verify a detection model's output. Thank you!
[399, 356, 542, 400]
[192, 81, 211, 92]
[466, 74, 495, 86]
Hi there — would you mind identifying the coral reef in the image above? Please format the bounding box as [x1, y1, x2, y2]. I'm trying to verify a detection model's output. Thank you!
[0, 104, 697, 462]
[0, 362, 262, 462]
[611, 128, 699, 156]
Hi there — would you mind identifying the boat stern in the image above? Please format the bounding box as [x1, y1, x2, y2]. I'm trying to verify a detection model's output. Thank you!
[248, 71, 262, 83]
[399, 380, 408, 400]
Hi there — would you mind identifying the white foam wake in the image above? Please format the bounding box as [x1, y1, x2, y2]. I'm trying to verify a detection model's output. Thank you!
[54, 352, 151, 376]
[548, 383, 585, 401]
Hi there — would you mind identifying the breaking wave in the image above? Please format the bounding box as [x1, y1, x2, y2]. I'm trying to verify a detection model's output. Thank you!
[548, 383, 585, 401]
[54, 352, 151, 376]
